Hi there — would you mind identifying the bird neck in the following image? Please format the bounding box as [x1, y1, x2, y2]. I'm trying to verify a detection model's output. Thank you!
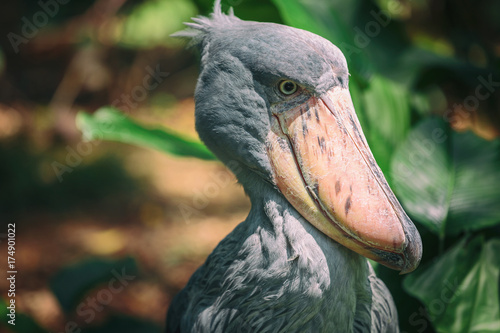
[228, 181, 373, 328]
[247, 182, 369, 274]
[246, 178, 371, 288]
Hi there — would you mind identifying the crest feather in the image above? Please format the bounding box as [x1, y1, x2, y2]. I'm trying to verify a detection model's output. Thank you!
[171, 0, 240, 48]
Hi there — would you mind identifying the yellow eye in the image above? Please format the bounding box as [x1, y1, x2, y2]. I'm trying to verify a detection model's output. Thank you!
[278, 80, 298, 95]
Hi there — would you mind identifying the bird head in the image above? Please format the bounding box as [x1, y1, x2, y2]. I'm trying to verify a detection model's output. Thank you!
[174, 3, 422, 274]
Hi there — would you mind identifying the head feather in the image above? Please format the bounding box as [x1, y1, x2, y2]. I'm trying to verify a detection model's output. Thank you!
[171, 0, 240, 48]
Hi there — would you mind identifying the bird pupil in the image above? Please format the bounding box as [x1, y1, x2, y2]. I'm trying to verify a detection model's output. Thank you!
[284, 82, 294, 92]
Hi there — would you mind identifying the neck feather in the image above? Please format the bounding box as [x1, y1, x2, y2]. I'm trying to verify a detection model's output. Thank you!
[177, 177, 374, 331]
[223, 180, 373, 330]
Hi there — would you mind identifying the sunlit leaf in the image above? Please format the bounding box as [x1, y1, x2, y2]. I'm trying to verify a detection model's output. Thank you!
[76, 107, 216, 160]
[391, 117, 500, 236]
[411, 33, 455, 58]
[404, 236, 500, 333]
[50, 257, 139, 313]
[118, 0, 198, 48]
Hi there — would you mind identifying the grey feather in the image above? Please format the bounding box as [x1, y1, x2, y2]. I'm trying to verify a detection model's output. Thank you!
[167, 3, 399, 332]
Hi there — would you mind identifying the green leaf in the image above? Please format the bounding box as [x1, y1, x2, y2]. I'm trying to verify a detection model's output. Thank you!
[404, 236, 500, 333]
[390, 118, 452, 236]
[391, 117, 500, 236]
[50, 257, 139, 313]
[447, 132, 500, 234]
[76, 107, 216, 160]
[358, 74, 411, 175]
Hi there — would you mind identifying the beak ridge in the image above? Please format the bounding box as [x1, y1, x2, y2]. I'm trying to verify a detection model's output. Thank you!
[266, 86, 422, 273]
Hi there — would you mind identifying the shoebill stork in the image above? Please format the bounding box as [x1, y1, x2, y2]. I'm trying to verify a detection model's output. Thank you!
[167, 3, 422, 332]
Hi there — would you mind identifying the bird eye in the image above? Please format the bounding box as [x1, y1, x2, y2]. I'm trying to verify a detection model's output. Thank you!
[278, 80, 298, 95]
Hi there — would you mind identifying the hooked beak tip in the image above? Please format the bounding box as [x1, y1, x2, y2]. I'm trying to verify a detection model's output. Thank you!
[400, 223, 423, 274]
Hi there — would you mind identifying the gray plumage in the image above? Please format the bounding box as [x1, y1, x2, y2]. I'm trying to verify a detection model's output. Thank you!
[167, 3, 399, 332]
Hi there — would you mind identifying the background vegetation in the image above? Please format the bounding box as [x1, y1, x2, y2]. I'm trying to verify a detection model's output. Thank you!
[0, 0, 499, 332]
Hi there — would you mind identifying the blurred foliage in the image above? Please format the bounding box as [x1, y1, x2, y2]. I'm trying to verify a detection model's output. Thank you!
[0, 140, 141, 221]
[118, 0, 198, 48]
[392, 118, 500, 238]
[404, 236, 500, 333]
[50, 257, 138, 313]
[77, 107, 216, 160]
[356, 74, 412, 173]
[81, 316, 162, 333]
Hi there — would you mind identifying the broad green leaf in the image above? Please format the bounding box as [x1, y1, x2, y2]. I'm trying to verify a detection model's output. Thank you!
[349, 77, 368, 132]
[359, 74, 411, 175]
[447, 133, 500, 234]
[76, 107, 216, 160]
[404, 237, 500, 333]
[391, 117, 500, 236]
[390, 118, 451, 236]
[50, 257, 139, 313]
